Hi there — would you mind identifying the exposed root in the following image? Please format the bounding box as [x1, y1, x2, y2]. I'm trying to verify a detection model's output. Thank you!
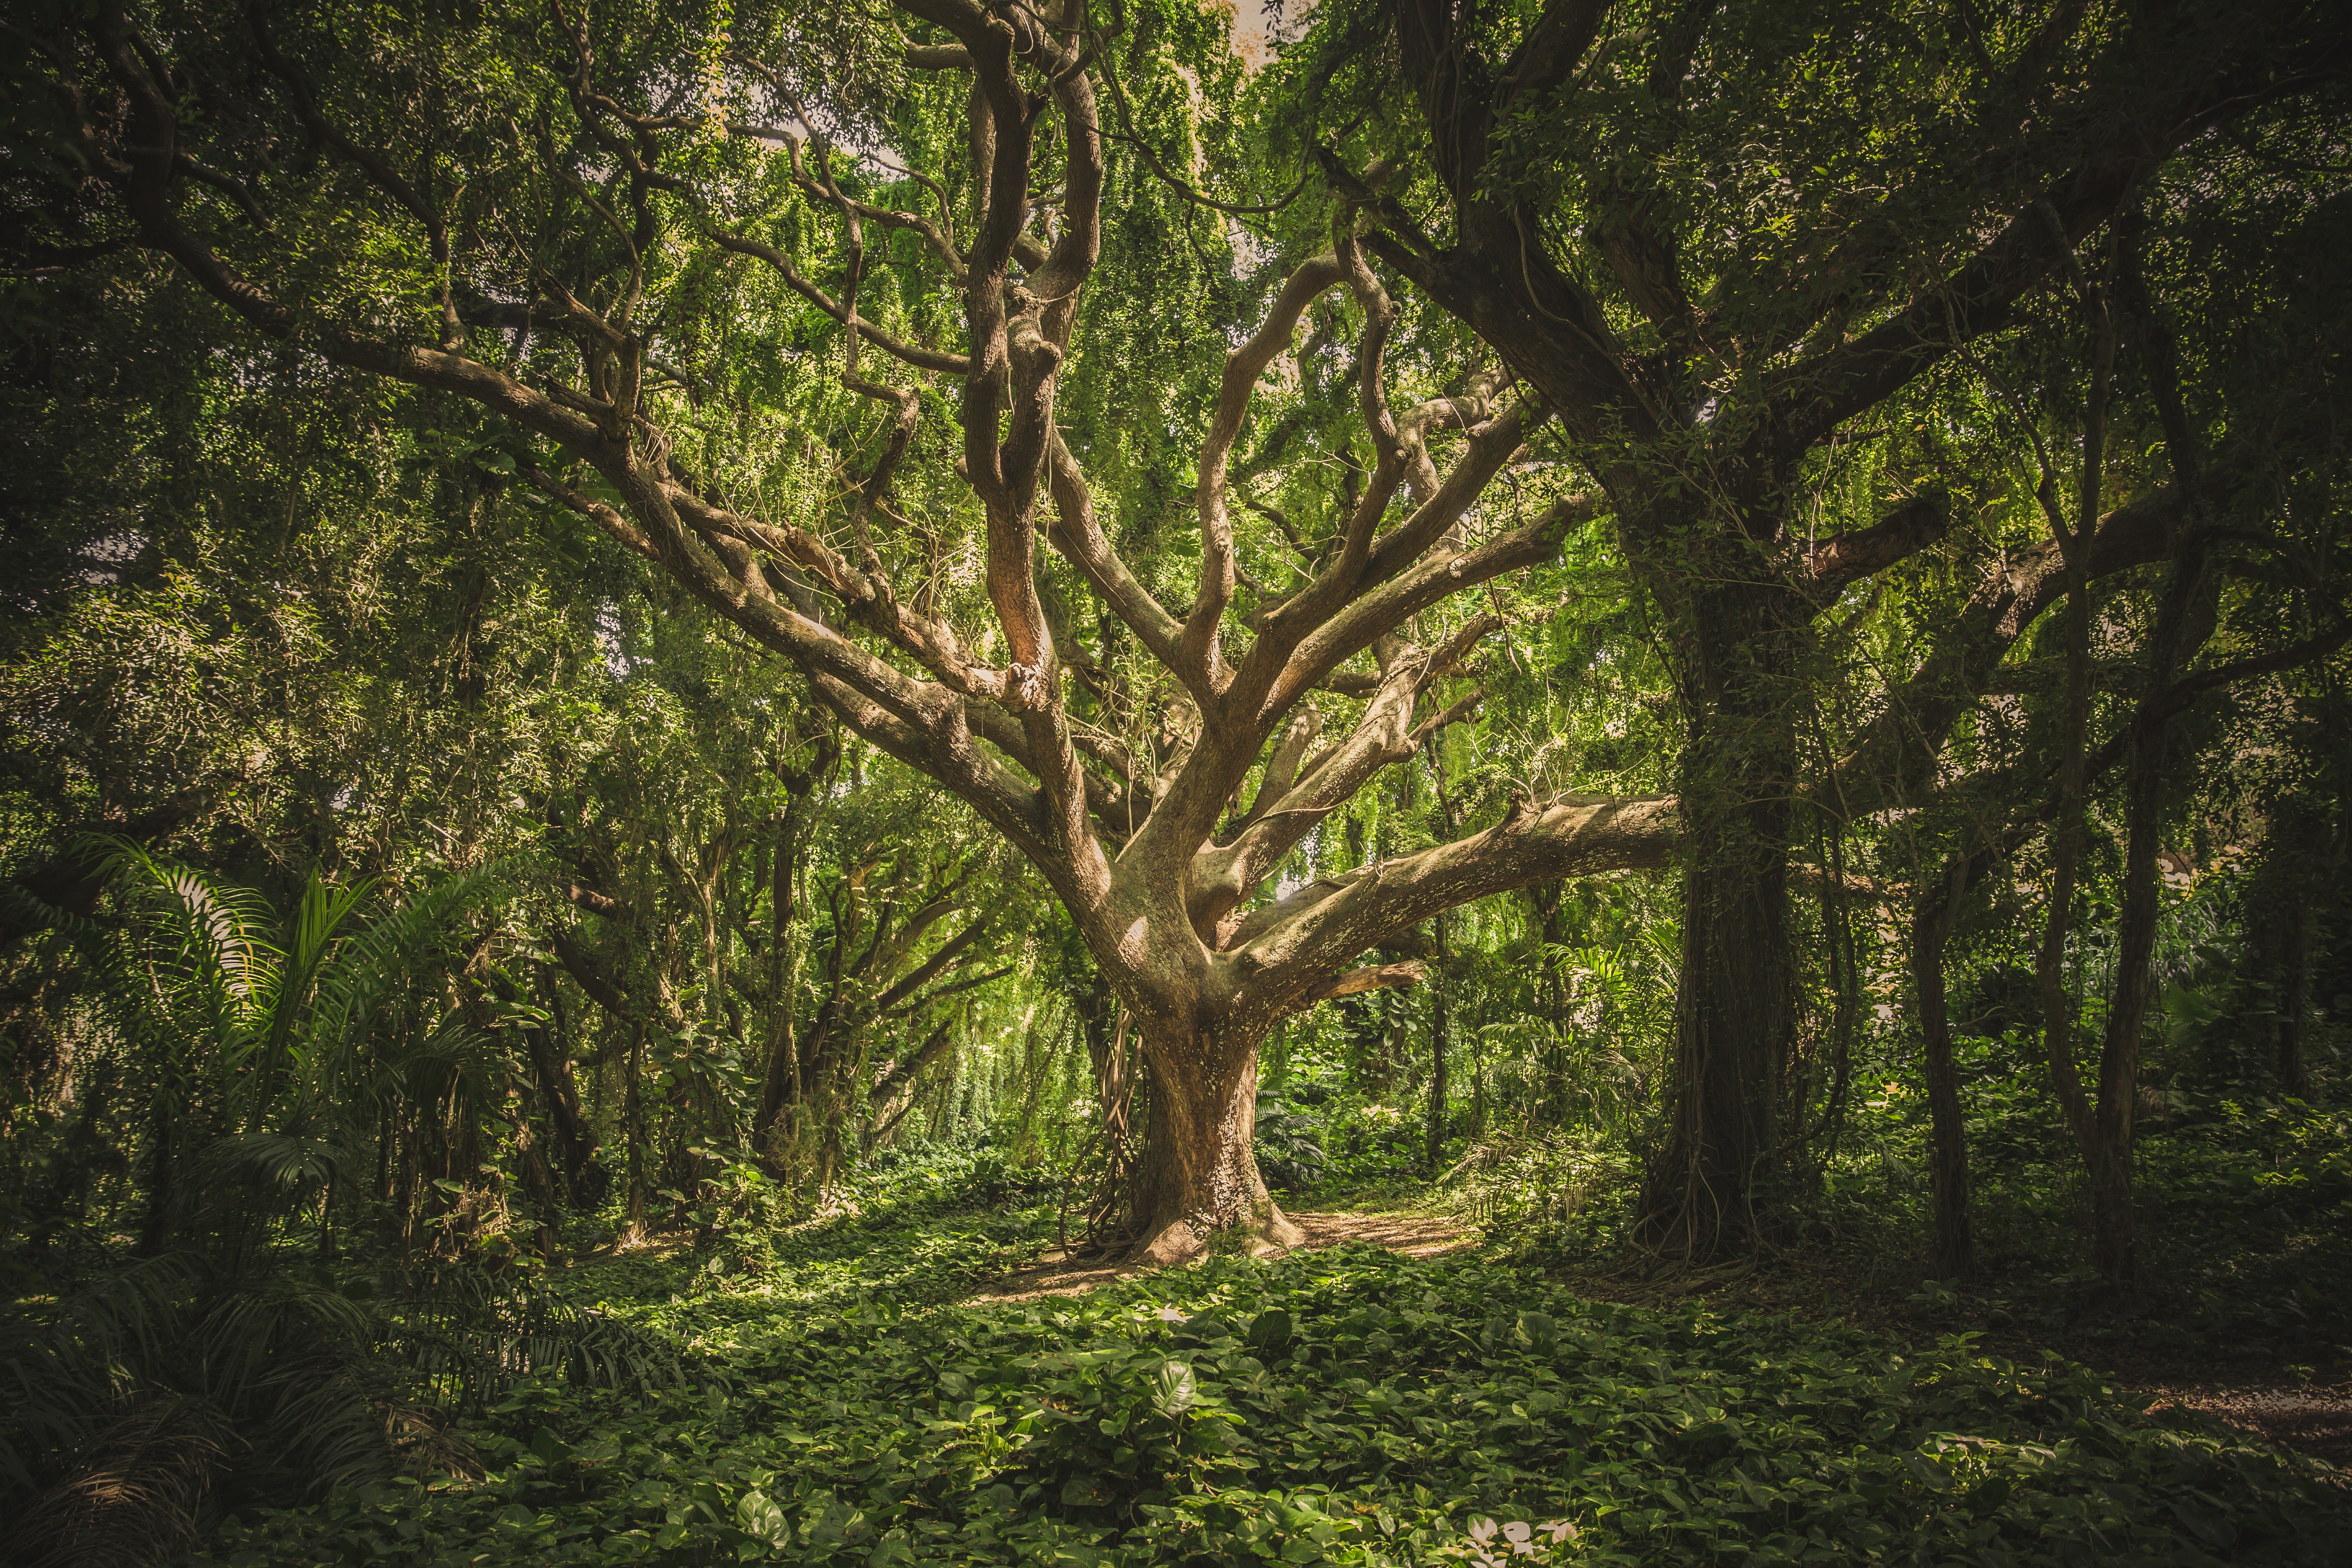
[1134, 1218, 1205, 1267]
[972, 1207, 1470, 1305]
[1129, 1201, 1307, 1267]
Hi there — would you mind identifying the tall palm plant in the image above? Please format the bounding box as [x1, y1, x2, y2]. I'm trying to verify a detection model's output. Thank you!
[3, 850, 675, 1567]
[93, 844, 493, 1259]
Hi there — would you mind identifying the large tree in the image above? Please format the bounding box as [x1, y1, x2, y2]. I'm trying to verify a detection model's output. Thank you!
[1296, 0, 2352, 1251]
[7, 0, 1690, 1259]
[14, 0, 2345, 1264]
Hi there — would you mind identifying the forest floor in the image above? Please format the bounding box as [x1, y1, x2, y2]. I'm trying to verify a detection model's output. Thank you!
[1544, 1248, 2352, 1478]
[977, 1188, 2352, 1476]
[183, 1147, 2352, 1566]
[1408, 1082, 2352, 1483]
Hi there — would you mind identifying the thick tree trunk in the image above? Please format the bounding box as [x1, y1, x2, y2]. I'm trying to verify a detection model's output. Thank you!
[1129, 1025, 1300, 1264]
[1639, 829, 1792, 1258]
[1911, 861, 1976, 1281]
[1636, 579, 1801, 1262]
[1637, 698, 1797, 1258]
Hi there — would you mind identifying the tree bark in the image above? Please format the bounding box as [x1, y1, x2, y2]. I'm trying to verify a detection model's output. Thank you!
[1530, 884, 1568, 1125]
[1911, 859, 1976, 1281]
[1129, 1023, 1300, 1264]
[623, 1020, 648, 1237]
[1426, 917, 1450, 1176]
[2281, 895, 2317, 1097]
[1637, 592, 1800, 1260]
[504, 1104, 564, 1262]
[518, 968, 601, 1202]
[753, 788, 812, 1169]
[2253, 797, 2332, 1096]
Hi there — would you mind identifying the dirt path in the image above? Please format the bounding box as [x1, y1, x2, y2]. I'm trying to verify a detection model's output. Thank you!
[2136, 1380, 2352, 1473]
[970, 1208, 1472, 1304]
[1288, 1209, 1472, 1258]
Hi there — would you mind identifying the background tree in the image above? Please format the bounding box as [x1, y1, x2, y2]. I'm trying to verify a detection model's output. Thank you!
[1293, 0, 2352, 1254]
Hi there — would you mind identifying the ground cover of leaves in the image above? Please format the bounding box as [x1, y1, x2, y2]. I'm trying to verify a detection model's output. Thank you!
[190, 1200, 2352, 1567]
[1506, 1085, 2352, 1477]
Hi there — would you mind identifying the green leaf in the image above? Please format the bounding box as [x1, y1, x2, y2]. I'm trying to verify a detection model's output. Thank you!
[1246, 1309, 1295, 1350]
[735, 1488, 789, 1547]
[1152, 1359, 1198, 1416]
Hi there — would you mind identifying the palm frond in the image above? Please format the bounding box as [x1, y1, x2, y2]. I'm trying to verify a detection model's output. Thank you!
[0, 1254, 202, 1493]
[12, 1394, 238, 1568]
[310, 864, 506, 1083]
[189, 1130, 356, 1205]
[0, 873, 112, 946]
[89, 839, 274, 1071]
[245, 871, 376, 1123]
[387, 1266, 686, 1410]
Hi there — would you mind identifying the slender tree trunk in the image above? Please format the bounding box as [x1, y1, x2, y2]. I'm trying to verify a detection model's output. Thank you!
[1471, 1025, 1487, 1140]
[1912, 858, 1976, 1281]
[505, 1106, 563, 1262]
[2086, 238, 2232, 1282]
[2281, 896, 2317, 1096]
[394, 1112, 418, 1248]
[2093, 726, 2165, 1282]
[316, 1169, 336, 1263]
[753, 747, 837, 1175]
[374, 1104, 394, 1205]
[28, 1058, 113, 1257]
[135, 1085, 174, 1256]
[1129, 1022, 1298, 1264]
[1426, 924, 1449, 1177]
[2094, 549, 2220, 1281]
[2030, 290, 2115, 1262]
[519, 972, 600, 1201]
[2256, 797, 2332, 1096]
[1532, 885, 1567, 1126]
[624, 1020, 648, 1237]
[753, 800, 805, 1167]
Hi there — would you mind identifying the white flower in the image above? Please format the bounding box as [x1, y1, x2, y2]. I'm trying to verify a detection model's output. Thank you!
[1155, 1306, 1186, 1323]
[1468, 1518, 1497, 1544]
[1543, 1520, 1577, 1544]
[1502, 1522, 1532, 1546]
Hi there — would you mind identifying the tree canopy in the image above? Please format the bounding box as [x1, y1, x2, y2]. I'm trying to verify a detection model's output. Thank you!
[5, 0, 2352, 1558]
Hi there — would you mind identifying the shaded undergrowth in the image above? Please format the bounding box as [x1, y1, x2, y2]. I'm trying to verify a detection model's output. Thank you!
[179, 1152, 2352, 1567]
[1451, 1044, 2352, 1476]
